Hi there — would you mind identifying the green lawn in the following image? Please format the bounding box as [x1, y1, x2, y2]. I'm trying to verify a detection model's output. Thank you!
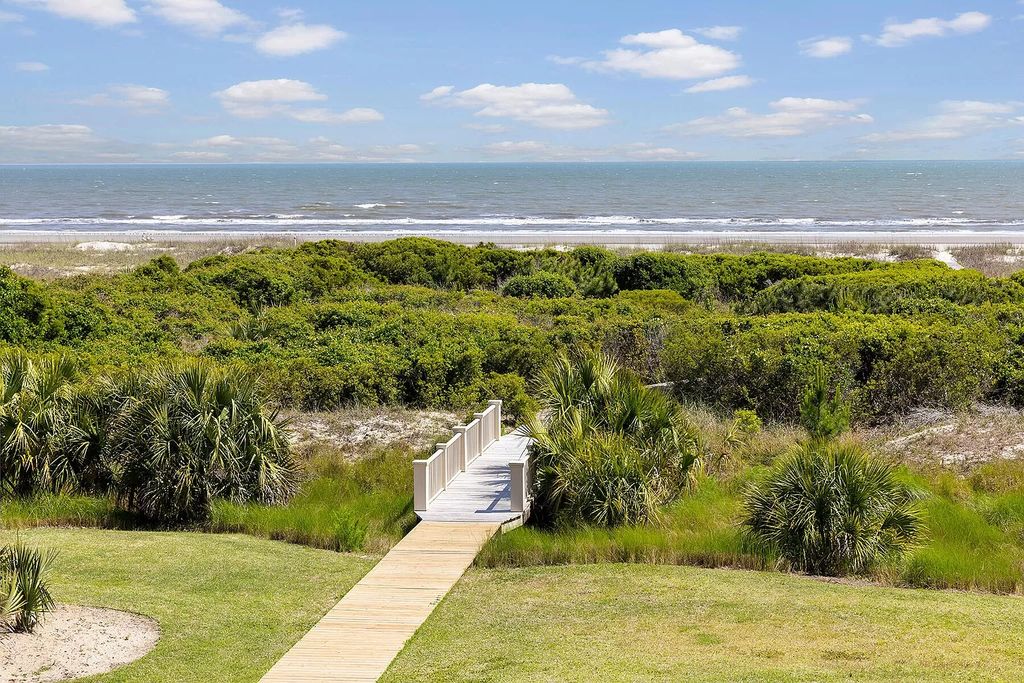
[0, 528, 374, 682]
[382, 563, 1024, 682]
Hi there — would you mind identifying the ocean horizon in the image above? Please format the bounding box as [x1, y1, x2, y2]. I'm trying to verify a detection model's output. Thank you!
[2, 160, 1023, 238]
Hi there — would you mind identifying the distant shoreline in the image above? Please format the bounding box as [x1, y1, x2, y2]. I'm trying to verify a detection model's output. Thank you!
[2, 229, 1024, 247]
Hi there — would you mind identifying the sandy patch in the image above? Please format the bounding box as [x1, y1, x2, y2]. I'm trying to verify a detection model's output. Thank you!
[871, 404, 1024, 469]
[931, 247, 963, 270]
[0, 605, 159, 682]
[287, 408, 458, 453]
[74, 241, 135, 252]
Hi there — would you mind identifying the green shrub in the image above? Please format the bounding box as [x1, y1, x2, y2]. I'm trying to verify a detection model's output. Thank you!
[481, 372, 537, 424]
[732, 409, 762, 435]
[613, 253, 715, 302]
[528, 351, 701, 527]
[743, 441, 922, 576]
[749, 267, 1024, 314]
[502, 272, 576, 299]
[0, 267, 49, 343]
[0, 542, 56, 633]
[353, 238, 489, 289]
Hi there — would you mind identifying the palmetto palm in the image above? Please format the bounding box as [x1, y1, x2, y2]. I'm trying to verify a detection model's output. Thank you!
[106, 361, 295, 524]
[528, 350, 701, 527]
[743, 440, 922, 576]
[0, 352, 78, 496]
[0, 542, 56, 633]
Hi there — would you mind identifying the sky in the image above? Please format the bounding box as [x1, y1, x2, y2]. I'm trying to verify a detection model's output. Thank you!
[1, 0, 1022, 163]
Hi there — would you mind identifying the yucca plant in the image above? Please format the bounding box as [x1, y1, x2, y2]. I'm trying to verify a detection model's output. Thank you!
[742, 441, 922, 576]
[0, 542, 56, 633]
[528, 350, 701, 527]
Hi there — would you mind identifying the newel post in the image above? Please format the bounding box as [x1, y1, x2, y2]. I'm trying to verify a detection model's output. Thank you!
[488, 399, 503, 440]
[413, 460, 428, 512]
[510, 461, 526, 513]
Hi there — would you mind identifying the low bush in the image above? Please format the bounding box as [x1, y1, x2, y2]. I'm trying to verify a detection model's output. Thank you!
[743, 441, 922, 576]
[502, 272, 576, 299]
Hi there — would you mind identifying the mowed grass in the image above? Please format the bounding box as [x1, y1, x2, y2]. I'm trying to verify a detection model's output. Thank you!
[382, 563, 1024, 683]
[0, 528, 374, 683]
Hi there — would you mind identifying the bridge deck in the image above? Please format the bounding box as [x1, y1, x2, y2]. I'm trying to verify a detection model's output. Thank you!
[416, 430, 531, 524]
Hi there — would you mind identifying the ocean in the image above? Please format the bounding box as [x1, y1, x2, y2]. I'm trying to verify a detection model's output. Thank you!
[1, 161, 1022, 240]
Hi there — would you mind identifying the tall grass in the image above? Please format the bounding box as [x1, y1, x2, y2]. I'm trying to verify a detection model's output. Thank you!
[477, 476, 769, 570]
[897, 496, 1024, 593]
[3, 443, 418, 556]
[0, 494, 133, 529]
[211, 445, 417, 554]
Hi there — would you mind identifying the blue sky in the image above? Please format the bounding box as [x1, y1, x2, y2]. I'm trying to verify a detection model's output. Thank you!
[1, 0, 1022, 162]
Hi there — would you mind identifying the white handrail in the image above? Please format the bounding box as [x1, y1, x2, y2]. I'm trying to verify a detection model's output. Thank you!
[414, 399, 504, 512]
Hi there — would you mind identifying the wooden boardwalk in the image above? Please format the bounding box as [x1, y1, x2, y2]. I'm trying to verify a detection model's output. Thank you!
[261, 431, 530, 682]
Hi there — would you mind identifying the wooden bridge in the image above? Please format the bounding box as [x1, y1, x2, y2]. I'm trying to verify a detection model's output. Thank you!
[261, 400, 532, 683]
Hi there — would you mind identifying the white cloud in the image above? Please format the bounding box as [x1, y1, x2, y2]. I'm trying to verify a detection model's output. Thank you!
[422, 82, 609, 129]
[481, 140, 705, 161]
[868, 11, 991, 47]
[583, 28, 740, 80]
[172, 151, 229, 160]
[464, 122, 509, 133]
[420, 85, 454, 102]
[547, 55, 587, 66]
[692, 26, 743, 41]
[673, 97, 872, 137]
[255, 22, 346, 56]
[685, 75, 754, 93]
[215, 78, 325, 117]
[0, 10, 25, 22]
[214, 79, 381, 124]
[799, 36, 853, 58]
[618, 143, 705, 160]
[289, 107, 383, 124]
[13, 0, 136, 26]
[15, 61, 50, 72]
[861, 100, 1022, 142]
[74, 84, 170, 110]
[308, 138, 427, 162]
[0, 123, 98, 148]
[144, 0, 250, 35]
[483, 140, 552, 155]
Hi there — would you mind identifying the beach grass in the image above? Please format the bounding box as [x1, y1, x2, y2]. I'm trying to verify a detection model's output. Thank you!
[1, 445, 418, 555]
[382, 562, 1024, 682]
[477, 471, 1024, 594]
[0, 527, 373, 683]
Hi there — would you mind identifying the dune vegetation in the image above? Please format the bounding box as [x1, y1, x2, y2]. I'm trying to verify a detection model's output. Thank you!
[4, 238, 1024, 679]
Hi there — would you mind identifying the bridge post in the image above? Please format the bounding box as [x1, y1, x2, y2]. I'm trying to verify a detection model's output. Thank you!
[488, 399, 503, 440]
[473, 411, 487, 451]
[413, 460, 428, 512]
[453, 426, 469, 471]
[510, 461, 526, 513]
